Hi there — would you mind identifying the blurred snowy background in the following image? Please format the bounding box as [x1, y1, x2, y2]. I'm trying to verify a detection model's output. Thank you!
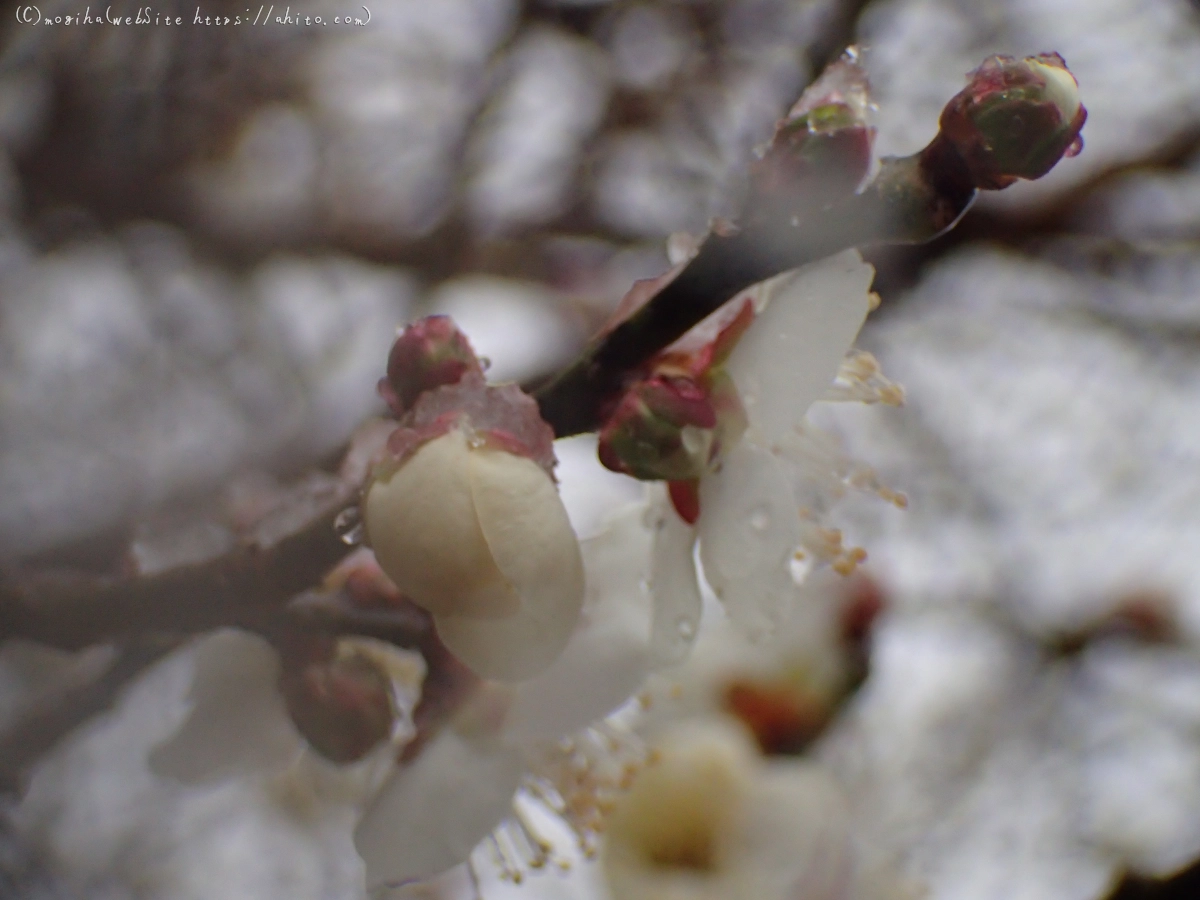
[2, 0, 1200, 898]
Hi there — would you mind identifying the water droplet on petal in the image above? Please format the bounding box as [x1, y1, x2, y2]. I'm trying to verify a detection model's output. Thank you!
[749, 509, 770, 532]
[790, 553, 813, 584]
[334, 507, 364, 545]
[1065, 134, 1084, 158]
[479, 356, 492, 372]
[677, 618, 695, 640]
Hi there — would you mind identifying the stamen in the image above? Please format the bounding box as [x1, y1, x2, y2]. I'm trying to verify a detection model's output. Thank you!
[510, 802, 554, 870]
[521, 709, 653, 860]
[487, 832, 523, 884]
[466, 860, 483, 900]
[825, 350, 905, 406]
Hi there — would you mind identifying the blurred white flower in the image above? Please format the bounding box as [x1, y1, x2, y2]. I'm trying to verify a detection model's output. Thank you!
[147, 504, 678, 892]
[640, 567, 876, 757]
[149, 630, 423, 787]
[149, 631, 311, 784]
[603, 718, 867, 900]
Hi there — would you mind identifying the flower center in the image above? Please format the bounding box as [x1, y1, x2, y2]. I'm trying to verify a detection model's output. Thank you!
[644, 819, 719, 872]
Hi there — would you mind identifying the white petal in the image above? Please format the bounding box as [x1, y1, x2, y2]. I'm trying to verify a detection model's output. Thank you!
[725, 250, 874, 446]
[554, 433, 644, 540]
[354, 729, 524, 886]
[698, 442, 802, 637]
[503, 501, 655, 742]
[149, 630, 303, 783]
[647, 489, 704, 667]
[365, 429, 519, 619]
[434, 446, 585, 682]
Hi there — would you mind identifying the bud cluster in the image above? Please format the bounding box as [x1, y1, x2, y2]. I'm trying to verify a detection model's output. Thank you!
[362, 316, 584, 683]
[597, 301, 753, 518]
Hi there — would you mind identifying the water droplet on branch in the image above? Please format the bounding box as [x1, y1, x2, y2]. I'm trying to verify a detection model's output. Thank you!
[335, 507, 364, 546]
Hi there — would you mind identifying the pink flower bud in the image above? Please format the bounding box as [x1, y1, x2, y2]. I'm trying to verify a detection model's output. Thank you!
[749, 49, 875, 217]
[939, 52, 1086, 190]
[380, 315, 483, 416]
[599, 297, 752, 488]
[278, 641, 395, 765]
[598, 375, 719, 482]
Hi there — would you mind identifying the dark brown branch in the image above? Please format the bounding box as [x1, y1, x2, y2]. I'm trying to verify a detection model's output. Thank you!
[0, 421, 399, 652]
[282, 591, 432, 649]
[0, 475, 355, 651]
[534, 135, 978, 437]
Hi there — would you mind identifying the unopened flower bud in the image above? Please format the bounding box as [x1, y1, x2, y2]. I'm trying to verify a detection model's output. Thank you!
[939, 52, 1086, 190]
[750, 49, 875, 218]
[598, 375, 719, 482]
[364, 426, 584, 682]
[599, 295, 752, 487]
[279, 641, 395, 765]
[758, 51, 873, 199]
[380, 316, 483, 416]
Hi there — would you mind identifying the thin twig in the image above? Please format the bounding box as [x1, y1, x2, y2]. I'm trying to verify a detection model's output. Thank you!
[282, 591, 432, 649]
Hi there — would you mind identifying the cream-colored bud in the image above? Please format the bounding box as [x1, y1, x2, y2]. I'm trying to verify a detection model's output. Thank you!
[364, 428, 585, 681]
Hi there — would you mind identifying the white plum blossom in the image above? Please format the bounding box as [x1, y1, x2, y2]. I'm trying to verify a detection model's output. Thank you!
[626, 249, 903, 654]
[698, 250, 892, 636]
[638, 566, 874, 757]
[146, 255, 907, 897]
[603, 718, 882, 900]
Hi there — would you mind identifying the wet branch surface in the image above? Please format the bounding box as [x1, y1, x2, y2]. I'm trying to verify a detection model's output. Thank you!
[0, 477, 356, 652]
[534, 135, 978, 437]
